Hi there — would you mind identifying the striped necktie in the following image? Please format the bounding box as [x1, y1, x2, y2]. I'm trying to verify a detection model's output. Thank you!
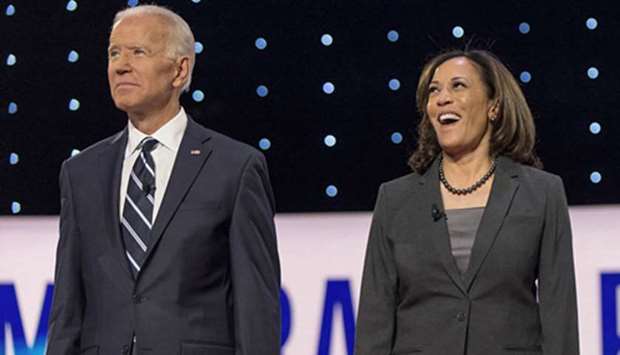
[121, 137, 158, 278]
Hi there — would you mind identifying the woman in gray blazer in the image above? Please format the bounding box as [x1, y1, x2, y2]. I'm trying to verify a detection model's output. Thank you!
[355, 50, 579, 355]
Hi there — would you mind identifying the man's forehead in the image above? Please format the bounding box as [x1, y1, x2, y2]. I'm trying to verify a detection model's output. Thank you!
[109, 15, 169, 45]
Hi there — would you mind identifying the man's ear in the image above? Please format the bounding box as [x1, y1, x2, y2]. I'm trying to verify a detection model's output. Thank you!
[172, 56, 190, 89]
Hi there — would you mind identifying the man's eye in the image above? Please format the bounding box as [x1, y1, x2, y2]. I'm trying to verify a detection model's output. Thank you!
[134, 49, 146, 55]
[109, 51, 119, 58]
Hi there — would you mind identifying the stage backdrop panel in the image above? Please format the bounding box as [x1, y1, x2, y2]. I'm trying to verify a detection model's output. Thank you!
[1, 207, 620, 355]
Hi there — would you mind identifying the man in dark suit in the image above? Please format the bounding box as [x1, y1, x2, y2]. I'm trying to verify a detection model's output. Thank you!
[47, 5, 280, 355]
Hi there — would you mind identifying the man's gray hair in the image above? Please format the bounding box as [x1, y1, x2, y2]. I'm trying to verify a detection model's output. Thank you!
[113, 5, 196, 93]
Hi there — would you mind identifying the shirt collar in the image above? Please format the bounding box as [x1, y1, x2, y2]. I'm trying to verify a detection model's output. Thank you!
[125, 107, 188, 158]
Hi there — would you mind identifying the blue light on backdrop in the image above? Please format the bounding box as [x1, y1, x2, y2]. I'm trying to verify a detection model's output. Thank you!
[324, 135, 336, 147]
[259, 138, 271, 151]
[452, 26, 464, 38]
[322, 82, 335, 95]
[194, 41, 204, 54]
[256, 85, 269, 97]
[520, 71, 532, 83]
[67, 50, 79, 63]
[68, 99, 80, 111]
[387, 30, 399, 42]
[66, 1, 77, 12]
[321, 34, 333, 47]
[388, 79, 400, 91]
[391, 132, 403, 144]
[325, 185, 338, 198]
[255, 37, 267, 50]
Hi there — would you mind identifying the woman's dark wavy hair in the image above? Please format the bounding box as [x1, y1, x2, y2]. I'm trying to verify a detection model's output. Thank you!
[408, 49, 542, 174]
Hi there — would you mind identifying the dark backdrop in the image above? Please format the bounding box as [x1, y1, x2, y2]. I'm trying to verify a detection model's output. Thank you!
[1, 0, 618, 214]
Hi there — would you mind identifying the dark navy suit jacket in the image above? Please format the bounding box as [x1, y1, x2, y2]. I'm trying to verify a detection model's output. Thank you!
[47, 118, 281, 355]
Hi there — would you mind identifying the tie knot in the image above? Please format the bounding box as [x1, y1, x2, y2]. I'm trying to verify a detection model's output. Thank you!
[140, 137, 158, 153]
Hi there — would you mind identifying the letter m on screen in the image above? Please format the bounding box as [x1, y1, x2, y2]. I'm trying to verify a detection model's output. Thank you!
[602, 273, 620, 355]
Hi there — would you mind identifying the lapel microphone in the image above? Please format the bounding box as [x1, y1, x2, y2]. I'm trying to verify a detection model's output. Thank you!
[432, 203, 445, 222]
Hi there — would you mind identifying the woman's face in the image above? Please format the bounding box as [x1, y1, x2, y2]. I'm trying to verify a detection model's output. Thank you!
[426, 57, 496, 158]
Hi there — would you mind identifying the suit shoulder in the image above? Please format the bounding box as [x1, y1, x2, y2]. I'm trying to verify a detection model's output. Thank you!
[381, 172, 420, 195]
[191, 123, 265, 168]
[377, 172, 420, 206]
[62, 130, 124, 169]
[518, 164, 563, 187]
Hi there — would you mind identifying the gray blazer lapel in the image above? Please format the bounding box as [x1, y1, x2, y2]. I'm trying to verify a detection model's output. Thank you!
[462, 156, 520, 290]
[97, 129, 135, 288]
[416, 158, 468, 295]
[141, 118, 213, 269]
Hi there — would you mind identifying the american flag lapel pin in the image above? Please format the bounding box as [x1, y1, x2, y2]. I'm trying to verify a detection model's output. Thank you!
[190, 149, 201, 155]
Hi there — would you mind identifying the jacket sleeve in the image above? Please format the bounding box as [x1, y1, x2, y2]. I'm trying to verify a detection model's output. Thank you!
[229, 152, 281, 355]
[46, 161, 85, 355]
[355, 184, 397, 355]
[538, 175, 580, 354]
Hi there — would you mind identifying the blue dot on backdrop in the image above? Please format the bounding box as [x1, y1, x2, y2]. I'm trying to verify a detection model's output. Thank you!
[326, 185, 338, 198]
[9, 153, 19, 165]
[321, 34, 333, 46]
[127, 0, 138, 7]
[519, 22, 530, 34]
[259, 138, 271, 151]
[66, 0, 78, 12]
[5, 4, 16, 16]
[452, 26, 464, 38]
[194, 42, 204, 54]
[256, 85, 269, 97]
[324, 135, 336, 147]
[255, 37, 267, 50]
[192, 90, 205, 102]
[67, 50, 79, 63]
[520, 71, 532, 83]
[11, 202, 21, 214]
[322, 82, 335, 94]
[69, 99, 80, 111]
[71, 149, 81, 157]
[391, 132, 403, 144]
[8, 102, 18, 114]
[192, 0, 201, 3]
[389, 79, 401, 91]
[587, 67, 599, 79]
[589, 122, 601, 135]
[590, 171, 602, 184]
[387, 30, 399, 42]
[586, 17, 598, 30]
[6, 54, 16, 66]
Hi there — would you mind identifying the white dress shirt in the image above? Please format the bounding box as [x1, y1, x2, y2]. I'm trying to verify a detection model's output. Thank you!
[119, 107, 188, 222]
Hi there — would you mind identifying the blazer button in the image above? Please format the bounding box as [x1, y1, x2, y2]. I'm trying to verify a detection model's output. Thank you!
[456, 312, 466, 322]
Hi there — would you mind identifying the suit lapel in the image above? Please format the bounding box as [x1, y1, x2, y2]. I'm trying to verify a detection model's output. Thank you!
[462, 156, 520, 290]
[141, 118, 213, 269]
[415, 158, 468, 295]
[97, 129, 135, 288]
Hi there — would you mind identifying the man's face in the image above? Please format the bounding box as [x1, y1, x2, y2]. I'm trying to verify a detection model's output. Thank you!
[107, 15, 179, 116]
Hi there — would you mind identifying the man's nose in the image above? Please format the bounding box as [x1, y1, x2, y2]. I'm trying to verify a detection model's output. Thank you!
[112, 53, 132, 75]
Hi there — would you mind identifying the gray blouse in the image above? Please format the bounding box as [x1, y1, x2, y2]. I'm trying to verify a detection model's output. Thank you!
[445, 207, 485, 274]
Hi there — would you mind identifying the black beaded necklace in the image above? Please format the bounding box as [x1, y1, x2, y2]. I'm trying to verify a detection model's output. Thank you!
[438, 156, 496, 196]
